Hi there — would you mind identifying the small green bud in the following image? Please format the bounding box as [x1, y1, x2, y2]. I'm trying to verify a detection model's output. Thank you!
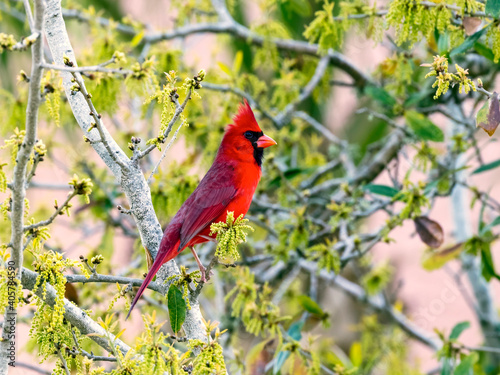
[17, 70, 29, 83]
[0, 33, 17, 52]
[91, 255, 104, 265]
[112, 50, 127, 64]
[63, 54, 74, 67]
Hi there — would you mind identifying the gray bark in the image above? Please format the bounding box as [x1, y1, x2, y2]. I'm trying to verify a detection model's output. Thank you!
[43, 0, 206, 347]
[0, 0, 44, 373]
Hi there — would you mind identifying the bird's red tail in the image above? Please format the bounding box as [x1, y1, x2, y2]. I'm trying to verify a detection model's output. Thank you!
[125, 236, 182, 320]
[126, 254, 165, 320]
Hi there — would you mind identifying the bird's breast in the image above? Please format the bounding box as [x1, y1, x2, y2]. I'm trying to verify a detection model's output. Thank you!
[190, 163, 261, 246]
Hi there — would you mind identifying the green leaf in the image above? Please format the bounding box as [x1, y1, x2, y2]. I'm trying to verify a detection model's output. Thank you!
[217, 61, 232, 77]
[454, 353, 479, 375]
[486, 0, 500, 18]
[472, 158, 500, 174]
[480, 246, 500, 281]
[421, 243, 463, 270]
[288, 321, 304, 341]
[405, 110, 444, 142]
[449, 321, 470, 340]
[437, 32, 449, 55]
[349, 341, 363, 367]
[424, 180, 440, 195]
[167, 285, 186, 333]
[364, 184, 400, 198]
[440, 360, 452, 375]
[405, 89, 435, 107]
[474, 42, 496, 62]
[450, 26, 489, 57]
[273, 350, 288, 374]
[273, 322, 303, 374]
[232, 51, 243, 75]
[130, 30, 145, 47]
[288, 0, 312, 15]
[365, 85, 396, 107]
[480, 216, 500, 235]
[297, 295, 325, 316]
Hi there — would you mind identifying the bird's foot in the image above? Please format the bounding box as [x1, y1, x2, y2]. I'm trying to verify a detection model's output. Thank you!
[199, 265, 207, 283]
[198, 265, 214, 283]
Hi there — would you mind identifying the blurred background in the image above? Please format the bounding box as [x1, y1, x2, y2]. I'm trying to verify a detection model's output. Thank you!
[1, 0, 500, 374]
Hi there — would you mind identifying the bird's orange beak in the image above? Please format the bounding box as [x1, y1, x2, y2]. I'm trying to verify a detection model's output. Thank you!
[256, 134, 277, 148]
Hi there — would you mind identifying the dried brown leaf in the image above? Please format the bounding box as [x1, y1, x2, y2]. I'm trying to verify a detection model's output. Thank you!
[463, 17, 482, 35]
[64, 282, 79, 305]
[476, 92, 500, 136]
[414, 216, 444, 248]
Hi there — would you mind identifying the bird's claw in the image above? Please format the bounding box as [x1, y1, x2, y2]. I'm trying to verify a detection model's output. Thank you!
[198, 266, 214, 283]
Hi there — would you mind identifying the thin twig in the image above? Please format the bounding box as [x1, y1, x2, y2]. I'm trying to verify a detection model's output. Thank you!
[41, 62, 132, 76]
[134, 90, 192, 161]
[299, 159, 341, 190]
[25, 153, 43, 188]
[274, 55, 330, 127]
[147, 119, 185, 184]
[23, 191, 77, 232]
[64, 272, 163, 293]
[70, 327, 118, 362]
[298, 259, 441, 350]
[191, 257, 218, 299]
[202, 82, 276, 123]
[15, 362, 51, 375]
[294, 111, 343, 146]
[70, 71, 129, 170]
[55, 346, 71, 375]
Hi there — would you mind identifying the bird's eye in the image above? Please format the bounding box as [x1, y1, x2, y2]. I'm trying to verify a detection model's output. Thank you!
[244, 131, 253, 139]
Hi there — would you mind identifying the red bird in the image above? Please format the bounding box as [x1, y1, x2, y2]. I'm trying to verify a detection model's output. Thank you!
[127, 101, 276, 318]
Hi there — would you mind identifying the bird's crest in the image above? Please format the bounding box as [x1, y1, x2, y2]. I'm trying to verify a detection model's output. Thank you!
[228, 100, 262, 133]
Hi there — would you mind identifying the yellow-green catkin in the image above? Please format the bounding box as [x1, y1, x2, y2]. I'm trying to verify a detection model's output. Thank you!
[210, 211, 254, 264]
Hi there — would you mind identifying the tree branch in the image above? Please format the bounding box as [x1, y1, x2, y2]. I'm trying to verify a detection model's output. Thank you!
[134, 90, 192, 161]
[147, 119, 185, 184]
[451, 154, 500, 365]
[309, 129, 405, 195]
[274, 55, 330, 127]
[58, 2, 373, 87]
[23, 191, 77, 232]
[0, 0, 44, 371]
[210, 0, 373, 86]
[298, 259, 441, 350]
[20, 268, 131, 355]
[294, 111, 344, 146]
[43, 0, 207, 346]
[69, 71, 129, 170]
[41, 62, 132, 76]
[65, 272, 163, 293]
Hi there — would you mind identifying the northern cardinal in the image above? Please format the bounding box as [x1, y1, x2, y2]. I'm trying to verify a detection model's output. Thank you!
[127, 101, 276, 318]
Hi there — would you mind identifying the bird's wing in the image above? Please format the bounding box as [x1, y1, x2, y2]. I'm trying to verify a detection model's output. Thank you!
[178, 165, 237, 250]
[127, 164, 236, 320]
